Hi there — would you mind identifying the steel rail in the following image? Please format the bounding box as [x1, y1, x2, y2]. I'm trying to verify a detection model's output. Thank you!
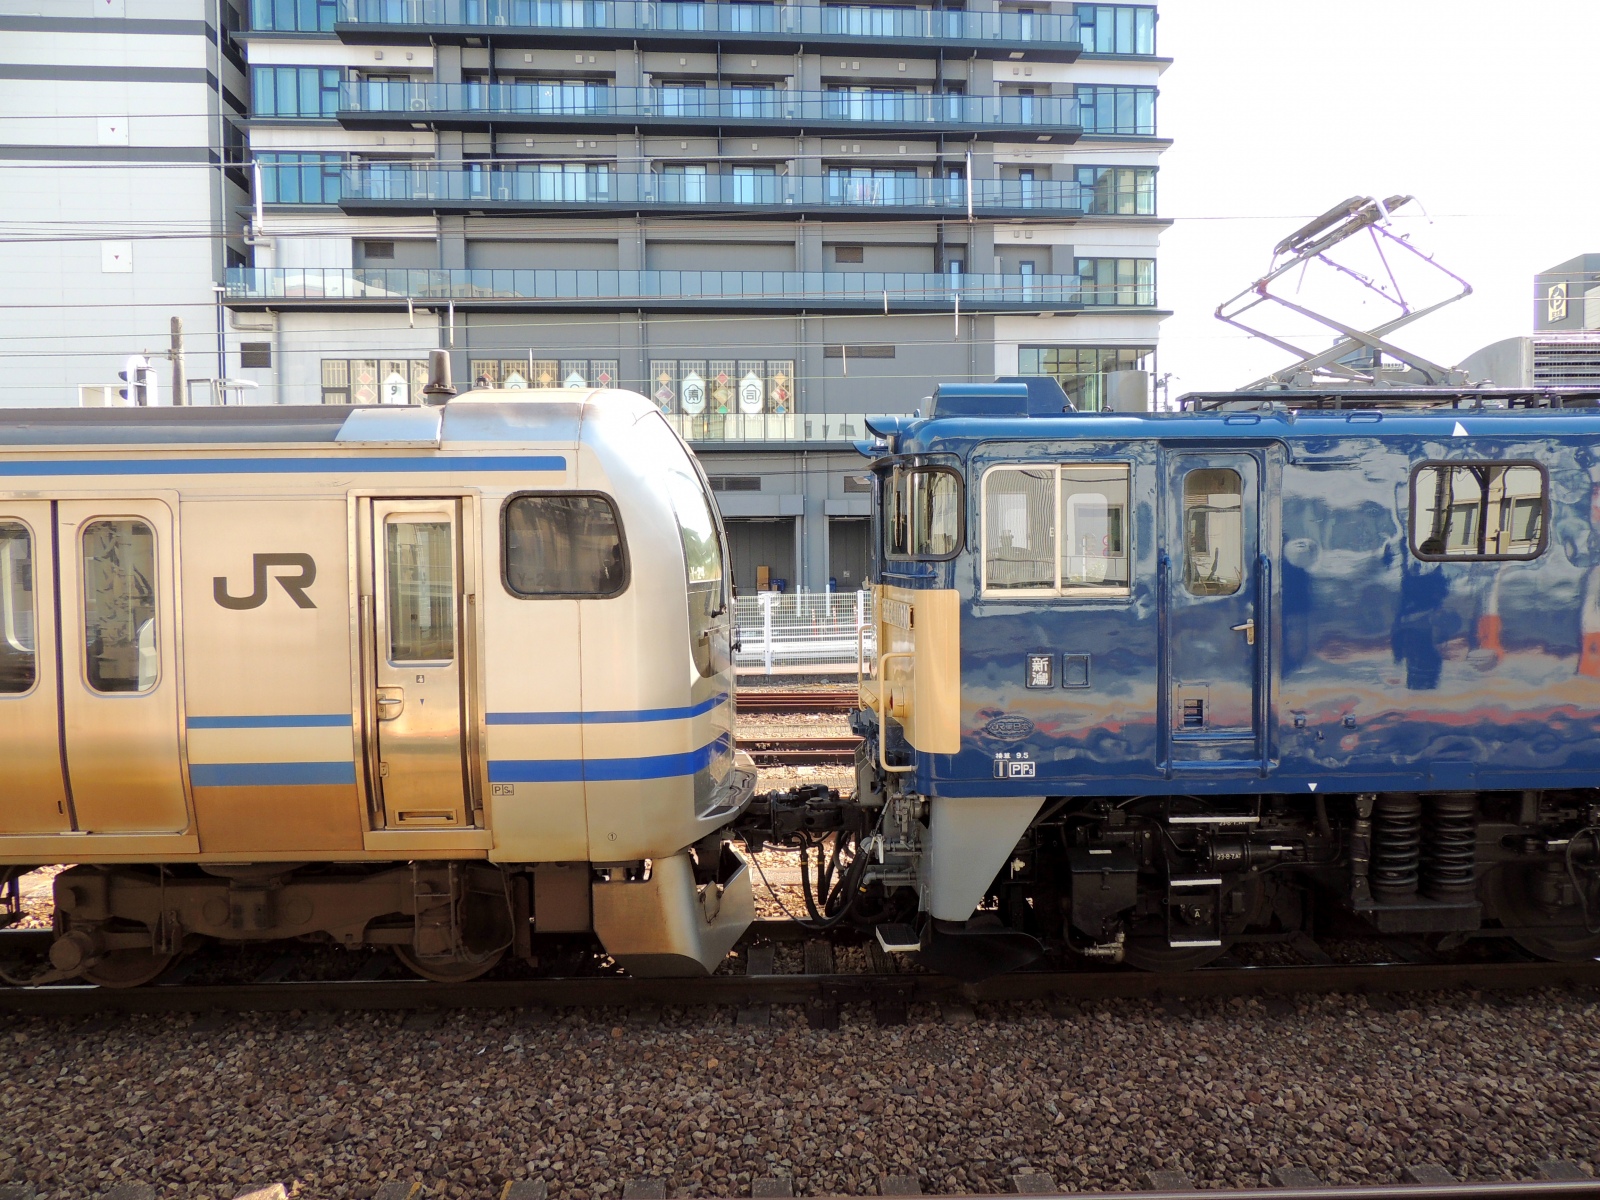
[1, 948, 1596, 1017]
[735, 689, 858, 714]
[797, 1187, 1600, 1200]
[741, 735, 861, 765]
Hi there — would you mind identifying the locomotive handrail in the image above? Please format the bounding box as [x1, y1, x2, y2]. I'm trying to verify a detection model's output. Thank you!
[1255, 550, 1272, 777]
[875, 651, 916, 774]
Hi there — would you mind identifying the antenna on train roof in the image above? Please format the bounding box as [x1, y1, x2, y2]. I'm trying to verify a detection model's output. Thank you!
[422, 349, 457, 404]
[1215, 193, 1474, 391]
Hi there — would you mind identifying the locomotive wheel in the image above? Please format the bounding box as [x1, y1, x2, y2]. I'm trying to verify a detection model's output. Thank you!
[394, 944, 505, 983]
[1121, 936, 1229, 972]
[1483, 863, 1600, 962]
[81, 948, 176, 989]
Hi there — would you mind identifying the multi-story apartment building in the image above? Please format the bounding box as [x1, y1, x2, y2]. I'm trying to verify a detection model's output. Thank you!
[0, 0, 248, 405]
[232, 0, 1168, 590]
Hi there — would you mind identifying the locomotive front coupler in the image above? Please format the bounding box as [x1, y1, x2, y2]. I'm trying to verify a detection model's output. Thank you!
[734, 783, 877, 852]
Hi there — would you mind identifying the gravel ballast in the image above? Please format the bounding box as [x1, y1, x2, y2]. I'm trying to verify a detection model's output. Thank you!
[3, 988, 1598, 1198]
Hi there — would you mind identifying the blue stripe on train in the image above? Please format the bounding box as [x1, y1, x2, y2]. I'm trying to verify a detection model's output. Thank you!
[188, 714, 351, 730]
[190, 761, 357, 787]
[0, 455, 565, 477]
[488, 735, 732, 784]
[487, 693, 729, 726]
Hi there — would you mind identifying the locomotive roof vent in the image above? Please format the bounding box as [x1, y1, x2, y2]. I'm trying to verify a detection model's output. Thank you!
[929, 382, 1031, 419]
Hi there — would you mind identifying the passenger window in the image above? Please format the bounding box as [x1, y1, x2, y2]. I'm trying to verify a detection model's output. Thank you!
[385, 518, 455, 662]
[984, 468, 1056, 589]
[1060, 465, 1130, 594]
[887, 467, 963, 559]
[81, 519, 157, 693]
[1182, 468, 1244, 596]
[0, 522, 36, 694]
[503, 494, 626, 597]
[1412, 463, 1546, 560]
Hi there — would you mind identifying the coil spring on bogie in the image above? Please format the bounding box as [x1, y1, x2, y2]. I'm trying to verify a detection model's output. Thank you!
[1371, 793, 1422, 901]
[1423, 791, 1478, 901]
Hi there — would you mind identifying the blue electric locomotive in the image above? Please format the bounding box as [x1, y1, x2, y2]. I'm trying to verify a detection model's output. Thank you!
[797, 381, 1600, 970]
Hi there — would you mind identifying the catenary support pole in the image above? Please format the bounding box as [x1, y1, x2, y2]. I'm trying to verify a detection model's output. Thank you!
[170, 317, 186, 407]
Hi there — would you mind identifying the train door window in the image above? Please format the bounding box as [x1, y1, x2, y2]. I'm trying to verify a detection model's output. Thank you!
[80, 519, 157, 693]
[887, 466, 963, 560]
[1182, 468, 1244, 596]
[0, 521, 35, 693]
[983, 467, 1055, 590]
[1060, 465, 1130, 595]
[385, 518, 456, 661]
[503, 493, 627, 597]
[1411, 463, 1547, 560]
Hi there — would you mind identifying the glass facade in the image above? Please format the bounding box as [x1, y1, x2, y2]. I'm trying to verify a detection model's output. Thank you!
[1018, 346, 1155, 411]
[250, 0, 338, 29]
[252, 67, 344, 118]
[1077, 5, 1157, 55]
[1076, 257, 1156, 307]
[1076, 166, 1155, 215]
[1074, 85, 1157, 136]
[258, 153, 344, 203]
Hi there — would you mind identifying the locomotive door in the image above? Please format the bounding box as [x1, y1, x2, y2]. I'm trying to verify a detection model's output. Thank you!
[0, 502, 71, 834]
[1163, 451, 1265, 769]
[366, 499, 470, 828]
[57, 499, 190, 833]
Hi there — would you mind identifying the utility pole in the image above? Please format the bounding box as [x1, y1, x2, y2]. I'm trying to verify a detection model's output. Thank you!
[170, 317, 187, 407]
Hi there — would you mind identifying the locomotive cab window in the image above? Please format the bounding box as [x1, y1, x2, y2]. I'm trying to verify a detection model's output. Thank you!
[983, 464, 1130, 597]
[885, 466, 962, 560]
[0, 521, 36, 694]
[1411, 463, 1547, 560]
[503, 493, 627, 597]
[81, 518, 157, 693]
[1182, 468, 1244, 596]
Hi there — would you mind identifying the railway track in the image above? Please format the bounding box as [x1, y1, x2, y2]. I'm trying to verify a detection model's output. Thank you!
[2, 926, 1597, 1017]
[736, 689, 859, 714]
[741, 735, 861, 766]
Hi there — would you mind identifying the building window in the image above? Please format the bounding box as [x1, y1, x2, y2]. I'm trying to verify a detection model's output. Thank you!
[1074, 84, 1156, 136]
[824, 344, 895, 359]
[321, 358, 428, 404]
[249, 0, 336, 32]
[843, 474, 873, 494]
[1076, 258, 1156, 307]
[363, 240, 395, 260]
[709, 476, 762, 492]
[240, 343, 271, 369]
[1077, 5, 1157, 55]
[471, 358, 617, 389]
[982, 464, 1131, 597]
[256, 153, 344, 204]
[251, 66, 344, 119]
[648, 358, 793, 415]
[1018, 346, 1155, 412]
[834, 245, 865, 264]
[1075, 166, 1155, 215]
[1411, 463, 1547, 560]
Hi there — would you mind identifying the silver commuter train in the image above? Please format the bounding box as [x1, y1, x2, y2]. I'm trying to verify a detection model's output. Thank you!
[0, 388, 754, 985]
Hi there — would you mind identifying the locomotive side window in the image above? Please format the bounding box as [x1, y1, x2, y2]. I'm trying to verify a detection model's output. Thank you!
[984, 464, 1131, 597]
[1411, 463, 1547, 560]
[0, 522, 36, 693]
[385, 518, 455, 662]
[885, 467, 963, 560]
[1182, 468, 1244, 596]
[81, 519, 157, 693]
[503, 494, 627, 597]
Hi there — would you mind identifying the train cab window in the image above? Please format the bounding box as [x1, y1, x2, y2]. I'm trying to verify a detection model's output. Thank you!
[503, 493, 627, 597]
[1411, 463, 1547, 560]
[0, 522, 36, 693]
[984, 464, 1131, 597]
[886, 467, 963, 560]
[385, 518, 455, 662]
[81, 519, 157, 693]
[1182, 468, 1244, 596]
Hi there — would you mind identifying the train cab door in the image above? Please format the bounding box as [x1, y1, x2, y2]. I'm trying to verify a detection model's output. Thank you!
[364, 498, 473, 829]
[0, 503, 71, 834]
[1163, 451, 1267, 771]
[57, 499, 190, 833]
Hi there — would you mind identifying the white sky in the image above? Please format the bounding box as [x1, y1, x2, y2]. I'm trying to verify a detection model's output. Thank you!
[1154, 0, 1600, 396]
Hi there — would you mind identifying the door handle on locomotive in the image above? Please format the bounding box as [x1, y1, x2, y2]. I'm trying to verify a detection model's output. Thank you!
[376, 687, 405, 719]
[1230, 618, 1256, 646]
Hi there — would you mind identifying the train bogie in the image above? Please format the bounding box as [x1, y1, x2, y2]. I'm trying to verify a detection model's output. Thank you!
[0, 389, 754, 982]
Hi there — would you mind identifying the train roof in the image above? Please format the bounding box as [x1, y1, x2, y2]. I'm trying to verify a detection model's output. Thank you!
[0, 388, 656, 450]
[864, 385, 1600, 458]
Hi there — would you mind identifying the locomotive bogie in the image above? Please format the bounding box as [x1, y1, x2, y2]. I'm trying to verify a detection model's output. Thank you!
[0, 390, 754, 981]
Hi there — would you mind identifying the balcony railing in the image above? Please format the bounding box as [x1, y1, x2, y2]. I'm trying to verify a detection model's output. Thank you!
[671, 412, 877, 444]
[336, 167, 1091, 215]
[336, 82, 1084, 134]
[225, 268, 1118, 309]
[335, 0, 1081, 50]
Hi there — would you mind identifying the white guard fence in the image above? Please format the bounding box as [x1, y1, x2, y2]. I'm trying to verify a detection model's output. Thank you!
[735, 590, 876, 673]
